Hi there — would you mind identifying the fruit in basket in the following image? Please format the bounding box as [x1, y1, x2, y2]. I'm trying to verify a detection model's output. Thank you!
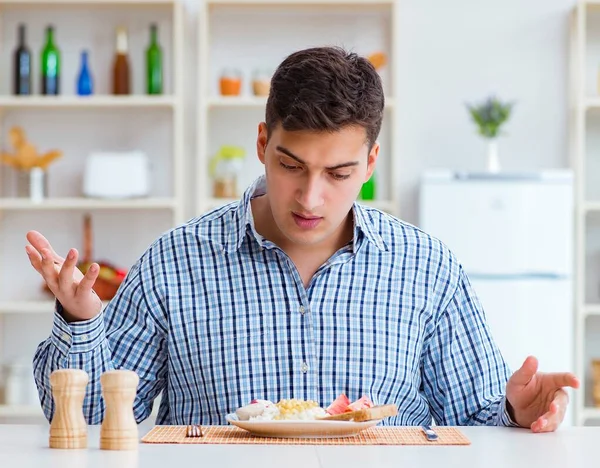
[78, 261, 127, 282]
[42, 214, 127, 301]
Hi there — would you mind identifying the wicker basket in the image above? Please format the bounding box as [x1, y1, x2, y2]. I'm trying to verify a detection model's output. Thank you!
[43, 214, 124, 301]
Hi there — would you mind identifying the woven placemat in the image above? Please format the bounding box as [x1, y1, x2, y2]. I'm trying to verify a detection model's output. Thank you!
[141, 425, 470, 446]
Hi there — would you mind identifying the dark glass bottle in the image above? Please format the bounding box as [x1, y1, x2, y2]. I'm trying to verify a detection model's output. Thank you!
[13, 24, 32, 95]
[146, 24, 163, 95]
[41, 25, 60, 95]
[112, 26, 130, 95]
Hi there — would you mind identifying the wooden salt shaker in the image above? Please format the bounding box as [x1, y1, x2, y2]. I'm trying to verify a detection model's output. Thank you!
[49, 369, 89, 449]
[100, 369, 139, 450]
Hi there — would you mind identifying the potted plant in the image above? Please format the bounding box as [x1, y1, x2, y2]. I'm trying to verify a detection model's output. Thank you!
[466, 96, 514, 172]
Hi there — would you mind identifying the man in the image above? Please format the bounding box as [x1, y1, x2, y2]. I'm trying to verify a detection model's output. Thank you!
[27, 47, 578, 431]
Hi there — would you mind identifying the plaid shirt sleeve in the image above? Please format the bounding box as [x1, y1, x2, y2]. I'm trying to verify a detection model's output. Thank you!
[32, 252, 168, 424]
[421, 266, 520, 427]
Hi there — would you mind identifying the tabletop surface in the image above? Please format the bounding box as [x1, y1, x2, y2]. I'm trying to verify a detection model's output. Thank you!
[1, 423, 598, 468]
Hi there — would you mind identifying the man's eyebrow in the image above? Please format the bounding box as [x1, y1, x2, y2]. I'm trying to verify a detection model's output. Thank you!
[276, 145, 360, 170]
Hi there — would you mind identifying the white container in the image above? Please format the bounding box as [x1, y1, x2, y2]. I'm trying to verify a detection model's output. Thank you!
[83, 151, 150, 199]
[4, 362, 39, 406]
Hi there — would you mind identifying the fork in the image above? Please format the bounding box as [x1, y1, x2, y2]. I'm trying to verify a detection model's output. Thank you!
[186, 424, 203, 438]
[421, 424, 439, 441]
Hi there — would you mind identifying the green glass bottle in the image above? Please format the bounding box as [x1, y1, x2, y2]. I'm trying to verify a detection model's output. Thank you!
[359, 172, 376, 200]
[146, 24, 163, 95]
[41, 25, 60, 95]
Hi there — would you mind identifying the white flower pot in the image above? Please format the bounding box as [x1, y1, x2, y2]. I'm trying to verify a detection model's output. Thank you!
[487, 139, 500, 173]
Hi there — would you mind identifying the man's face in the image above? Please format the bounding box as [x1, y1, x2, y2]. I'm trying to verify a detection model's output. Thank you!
[256, 122, 379, 248]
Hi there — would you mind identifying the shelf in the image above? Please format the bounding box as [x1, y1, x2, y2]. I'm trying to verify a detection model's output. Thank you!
[0, 405, 44, 418]
[0, 95, 177, 110]
[581, 407, 600, 420]
[584, 202, 600, 212]
[0, 0, 175, 5]
[0, 300, 110, 314]
[0, 301, 55, 314]
[0, 197, 178, 211]
[203, 197, 396, 212]
[584, 305, 600, 316]
[208, 96, 395, 109]
[207, 0, 393, 5]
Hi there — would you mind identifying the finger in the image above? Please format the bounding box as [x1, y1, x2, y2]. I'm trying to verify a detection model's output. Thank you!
[58, 248, 78, 291]
[548, 372, 580, 390]
[509, 356, 539, 387]
[25, 245, 43, 275]
[75, 262, 99, 297]
[531, 390, 568, 433]
[39, 248, 60, 290]
[26, 230, 65, 264]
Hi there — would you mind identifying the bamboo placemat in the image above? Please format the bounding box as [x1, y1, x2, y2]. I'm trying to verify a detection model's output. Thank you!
[141, 425, 470, 446]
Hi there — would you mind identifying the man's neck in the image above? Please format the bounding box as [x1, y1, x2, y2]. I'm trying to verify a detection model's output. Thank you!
[250, 195, 354, 260]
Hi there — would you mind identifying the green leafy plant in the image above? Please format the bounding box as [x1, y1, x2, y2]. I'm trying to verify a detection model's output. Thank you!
[466, 96, 514, 139]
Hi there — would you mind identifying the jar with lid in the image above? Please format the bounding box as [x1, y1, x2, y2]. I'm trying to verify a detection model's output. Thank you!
[219, 68, 242, 96]
[209, 146, 245, 198]
[252, 68, 271, 97]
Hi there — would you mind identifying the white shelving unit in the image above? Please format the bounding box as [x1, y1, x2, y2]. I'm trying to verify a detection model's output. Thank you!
[196, 0, 399, 215]
[0, 0, 184, 423]
[572, 0, 600, 426]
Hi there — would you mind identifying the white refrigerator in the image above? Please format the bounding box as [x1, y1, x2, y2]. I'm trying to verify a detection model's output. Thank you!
[419, 169, 574, 424]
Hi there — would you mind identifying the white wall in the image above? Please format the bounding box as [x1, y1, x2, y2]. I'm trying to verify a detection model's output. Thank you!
[394, 0, 575, 224]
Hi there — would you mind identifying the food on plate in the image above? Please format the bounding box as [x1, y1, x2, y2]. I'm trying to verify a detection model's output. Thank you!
[318, 403, 398, 422]
[275, 399, 328, 420]
[233, 394, 393, 422]
[235, 399, 279, 421]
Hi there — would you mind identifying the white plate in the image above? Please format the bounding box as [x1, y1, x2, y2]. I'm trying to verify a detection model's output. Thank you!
[225, 413, 382, 438]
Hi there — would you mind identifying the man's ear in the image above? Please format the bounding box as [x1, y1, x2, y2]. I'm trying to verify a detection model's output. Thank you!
[256, 122, 268, 165]
[365, 141, 380, 181]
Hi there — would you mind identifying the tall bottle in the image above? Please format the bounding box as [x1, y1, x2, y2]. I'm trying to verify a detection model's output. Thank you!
[41, 25, 60, 95]
[77, 50, 93, 96]
[112, 26, 130, 95]
[359, 172, 376, 201]
[13, 24, 32, 95]
[146, 24, 163, 95]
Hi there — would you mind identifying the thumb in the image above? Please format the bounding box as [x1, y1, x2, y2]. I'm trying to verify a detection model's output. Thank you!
[509, 355, 539, 387]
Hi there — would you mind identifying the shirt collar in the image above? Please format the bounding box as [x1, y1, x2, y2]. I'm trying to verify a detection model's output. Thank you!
[224, 175, 388, 254]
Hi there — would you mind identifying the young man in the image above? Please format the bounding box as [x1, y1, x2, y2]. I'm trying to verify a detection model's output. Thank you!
[27, 47, 577, 431]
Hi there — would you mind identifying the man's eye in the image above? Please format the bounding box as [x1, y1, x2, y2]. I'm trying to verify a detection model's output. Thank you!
[279, 162, 300, 171]
[331, 173, 351, 181]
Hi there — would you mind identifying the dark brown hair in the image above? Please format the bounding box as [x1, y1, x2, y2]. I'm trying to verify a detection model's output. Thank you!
[265, 46, 384, 149]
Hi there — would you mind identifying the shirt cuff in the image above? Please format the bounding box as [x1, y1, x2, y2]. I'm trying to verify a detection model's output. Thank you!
[51, 300, 106, 356]
[500, 396, 521, 427]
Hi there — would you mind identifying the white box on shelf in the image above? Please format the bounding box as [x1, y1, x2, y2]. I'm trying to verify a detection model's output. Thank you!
[83, 151, 151, 199]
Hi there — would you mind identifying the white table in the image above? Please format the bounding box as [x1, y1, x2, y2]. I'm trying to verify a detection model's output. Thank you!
[1, 423, 598, 468]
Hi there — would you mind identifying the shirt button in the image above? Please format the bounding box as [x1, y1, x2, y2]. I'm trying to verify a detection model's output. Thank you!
[62, 332, 69, 341]
[299, 305, 305, 315]
[301, 362, 309, 373]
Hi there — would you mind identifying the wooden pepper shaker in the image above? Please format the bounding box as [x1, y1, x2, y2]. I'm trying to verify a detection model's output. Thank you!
[100, 369, 139, 450]
[49, 369, 89, 449]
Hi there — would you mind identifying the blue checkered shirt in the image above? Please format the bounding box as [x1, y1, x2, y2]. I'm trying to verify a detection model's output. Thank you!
[34, 176, 517, 427]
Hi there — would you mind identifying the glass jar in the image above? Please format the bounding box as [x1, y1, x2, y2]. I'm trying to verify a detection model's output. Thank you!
[252, 68, 271, 97]
[209, 146, 246, 198]
[219, 68, 242, 96]
[4, 361, 38, 406]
